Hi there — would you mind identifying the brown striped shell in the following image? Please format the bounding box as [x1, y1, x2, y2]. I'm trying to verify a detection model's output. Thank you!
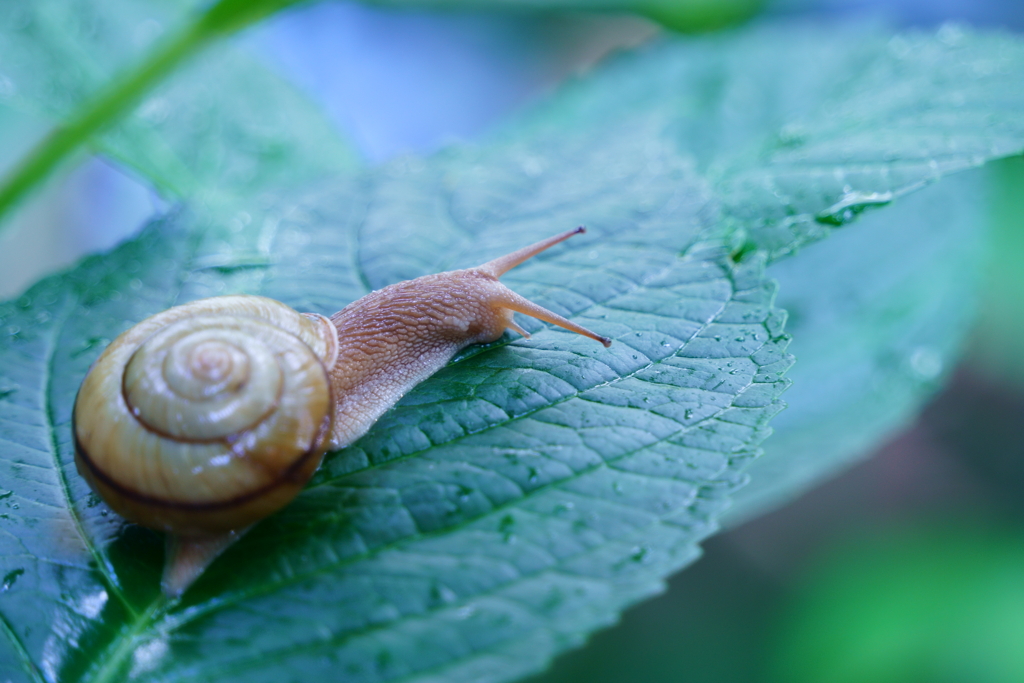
[73, 295, 338, 536]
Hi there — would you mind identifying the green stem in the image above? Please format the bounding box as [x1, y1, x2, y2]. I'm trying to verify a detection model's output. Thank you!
[0, 24, 207, 223]
[0, 0, 300, 227]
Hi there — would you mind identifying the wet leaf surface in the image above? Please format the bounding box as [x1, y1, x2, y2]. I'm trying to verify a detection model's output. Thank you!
[1, 20, 1023, 683]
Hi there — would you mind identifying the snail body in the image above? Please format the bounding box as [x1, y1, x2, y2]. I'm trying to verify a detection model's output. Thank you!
[73, 228, 609, 595]
[326, 235, 609, 446]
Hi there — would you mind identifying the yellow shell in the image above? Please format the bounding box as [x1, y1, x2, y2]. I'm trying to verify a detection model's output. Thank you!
[73, 295, 338, 536]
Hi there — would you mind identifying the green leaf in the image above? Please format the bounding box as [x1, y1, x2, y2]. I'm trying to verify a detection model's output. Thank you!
[493, 21, 1024, 525]
[969, 155, 1024, 386]
[712, 23, 1024, 258]
[0, 125, 792, 683]
[3, 20, 1024, 683]
[509, 22, 1024, 257]
[357, 0, 764, 32]
[726, 168, 987, 524]
[0, 0, 360, 222]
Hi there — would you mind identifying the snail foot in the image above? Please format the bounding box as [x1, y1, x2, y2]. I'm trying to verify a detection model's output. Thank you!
[162, 529, 248, 597]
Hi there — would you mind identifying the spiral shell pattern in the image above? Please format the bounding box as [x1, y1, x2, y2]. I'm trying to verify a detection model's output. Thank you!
[74, 296, 338, 535]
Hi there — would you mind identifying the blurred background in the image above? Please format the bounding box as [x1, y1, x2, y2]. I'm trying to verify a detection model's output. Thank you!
[2, 0, 1023, 680]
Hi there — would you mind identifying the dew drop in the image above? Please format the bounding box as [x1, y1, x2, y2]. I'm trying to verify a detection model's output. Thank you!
[2, 568, 24, 592]
[630, 546, 649, 563]
[430, 582, 458, 604]
[909, 347, 943, 380]
[816, 190, 894, 226]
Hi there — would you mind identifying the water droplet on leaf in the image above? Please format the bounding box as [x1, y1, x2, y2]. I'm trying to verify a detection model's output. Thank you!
[816, 190, 894, 226]
[909, 347, 943, 380]
[2, 569, 24, 592]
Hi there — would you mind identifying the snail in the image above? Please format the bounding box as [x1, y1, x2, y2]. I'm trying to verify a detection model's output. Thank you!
[73, 227, 610, 596]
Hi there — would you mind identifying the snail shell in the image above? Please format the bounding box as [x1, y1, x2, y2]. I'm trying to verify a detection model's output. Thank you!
[73, 228, 609, 595]
[74, 296, 338, 536]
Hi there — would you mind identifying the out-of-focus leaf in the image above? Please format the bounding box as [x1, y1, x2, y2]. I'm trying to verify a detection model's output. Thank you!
[726, 169, 987, 524]
[1, 21, 1024, 683]
[358, 0, 764, 32]
[969, 155, 1024, 386]
[774, 525, 1024, 683]
[509, 22, 1024, 258]
[639, 0, 764, 33]
[0, 0, 359, 217]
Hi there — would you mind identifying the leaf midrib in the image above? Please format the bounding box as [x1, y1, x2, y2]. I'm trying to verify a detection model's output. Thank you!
[41, 296, 134, 614]
[85, 597, 169, 683]
[73, 225, 208, 683]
